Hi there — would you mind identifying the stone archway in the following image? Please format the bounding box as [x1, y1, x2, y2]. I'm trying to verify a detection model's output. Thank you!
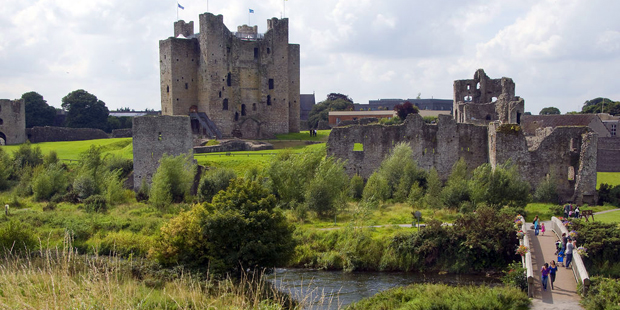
[0, 132, 6, 145]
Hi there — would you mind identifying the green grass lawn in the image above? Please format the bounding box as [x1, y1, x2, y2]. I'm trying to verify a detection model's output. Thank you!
[598, 172, 620, 188]
[0, 138, 133, 161]
[270, 130, 331, 141]
[592, 210, 620, 224]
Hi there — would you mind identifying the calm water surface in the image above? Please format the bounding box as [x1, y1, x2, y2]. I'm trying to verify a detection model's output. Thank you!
[267, 268, 501, 309]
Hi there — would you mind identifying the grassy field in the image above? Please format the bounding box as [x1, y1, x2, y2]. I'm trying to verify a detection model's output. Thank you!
[591, 210, 620, 224]
[597, 172, 620, 188]
[0, 138, 133, 160]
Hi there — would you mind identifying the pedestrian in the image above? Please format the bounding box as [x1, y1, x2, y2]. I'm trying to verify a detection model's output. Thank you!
[558, 249, 565, 267]
[575, 206, 580, 219]
[554, 239, 561, 255]
[549, 260, 558, 290]
[563, 204, 571, 218]
[541, 223, 546, 236]
[565, 240, 575, 269]
[561, 233, 567, 252]
[4, 204, 8, 216]
[541, 263, 550, 291]
[533, 216, 540, 236]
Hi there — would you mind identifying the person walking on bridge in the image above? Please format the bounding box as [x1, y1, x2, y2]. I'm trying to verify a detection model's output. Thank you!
[549, 260, 558, 289]
[565, 240, 575, 269]
[541, 263, 550, 291]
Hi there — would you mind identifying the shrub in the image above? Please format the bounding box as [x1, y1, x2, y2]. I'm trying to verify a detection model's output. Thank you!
[104, 155, 133, 178]
[43, 150, 59, 167]
[83, 195, 108, 213]
[440, 158, 470, 209]
[349, 174, 364, 200]
[136, 179, 150, 202]
[12, 141, 43, 173]
[0, 220, 38, 254]
[32, 164, 69, 201]
[533, 174, 558, 204]
[0, 148, 11, 190]
[362, 172, 390, 202]
[197, 168, 237, 203]
[305, 157, 348, 218]
[424, 168, 443, 209]
[581, 276, 620, 310]
[149, 154, 195, 209]
[103, 170, 128, 206]
[152, 179, 295, 276]
[72, 173, 97, 199]
[266, 147, 324, 207]
[598, 183, 620, 207]
[502, 261, 528, 291]
[469, 163, 530, 209]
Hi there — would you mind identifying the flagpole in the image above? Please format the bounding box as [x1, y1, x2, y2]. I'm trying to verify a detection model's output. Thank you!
[207, 0, 209, 12]
[283, 0, 285, 18]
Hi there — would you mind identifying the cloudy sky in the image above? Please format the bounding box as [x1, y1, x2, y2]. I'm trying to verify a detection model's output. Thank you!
[1, 0, 619, 114]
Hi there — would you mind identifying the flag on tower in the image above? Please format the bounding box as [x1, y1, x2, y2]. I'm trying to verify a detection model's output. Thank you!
[178, 3, 184, 9]
[249, 9, 254, 13]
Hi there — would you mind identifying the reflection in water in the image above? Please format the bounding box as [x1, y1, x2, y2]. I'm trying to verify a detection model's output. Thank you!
[267, 268, 501, 310]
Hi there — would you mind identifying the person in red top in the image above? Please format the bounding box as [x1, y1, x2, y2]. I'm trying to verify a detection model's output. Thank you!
[541, 263, 550, 291]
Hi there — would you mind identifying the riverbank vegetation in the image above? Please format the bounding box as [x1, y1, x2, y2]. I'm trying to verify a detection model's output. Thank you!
[5, 138, 620, 307]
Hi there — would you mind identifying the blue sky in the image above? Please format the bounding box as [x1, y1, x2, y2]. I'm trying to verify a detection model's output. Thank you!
[0, 0, 619, 114]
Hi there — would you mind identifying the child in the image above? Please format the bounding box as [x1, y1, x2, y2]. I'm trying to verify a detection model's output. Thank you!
[558, 250, 565, 267]
[555, 239, 561, 255]
[541, 223, 546, 236]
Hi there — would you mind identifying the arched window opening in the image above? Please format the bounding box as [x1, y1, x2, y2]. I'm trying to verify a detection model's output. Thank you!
[241, 104, 246, 116]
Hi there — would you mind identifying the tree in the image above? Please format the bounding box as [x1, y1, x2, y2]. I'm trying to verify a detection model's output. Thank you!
[307, 93, 354, 129]
[539, 107, 561, 115]
[305, 157, 349, 218]
[394, 101, 419, 120]
[581, 97, 620, 115]
[149, 154, 196, 209]
[21, 92, 56, 128]
[61, 89, 110, 130]
[152, 178, 295, 276]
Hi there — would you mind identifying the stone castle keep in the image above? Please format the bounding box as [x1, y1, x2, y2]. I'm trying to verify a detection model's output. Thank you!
[0, 99, 26, 145]
[327, 70, 598, 205]
[159, 13, 300, 139]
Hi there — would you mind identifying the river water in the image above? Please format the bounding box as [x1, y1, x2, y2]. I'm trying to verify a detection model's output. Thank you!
[266, 268, 501, 309]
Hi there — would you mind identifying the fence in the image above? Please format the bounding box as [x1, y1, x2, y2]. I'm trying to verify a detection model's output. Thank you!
[551, 216, 590, 296]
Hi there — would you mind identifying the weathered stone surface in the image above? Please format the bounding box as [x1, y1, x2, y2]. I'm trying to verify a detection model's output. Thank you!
[160, 13, 300, 139]
[597, 137, 620, 172]
[132, 116, 193, 190]
[0, 99, 26, 145]
[453, 69, 524, 125]
[26, 126, 108, 143]
[111, 128, 132, 138]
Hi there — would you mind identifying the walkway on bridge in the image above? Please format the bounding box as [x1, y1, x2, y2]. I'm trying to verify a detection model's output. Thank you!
[528, 220, 582, 310]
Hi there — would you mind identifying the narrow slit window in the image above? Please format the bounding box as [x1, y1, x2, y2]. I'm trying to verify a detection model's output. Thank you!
[269, 79, 274, 90]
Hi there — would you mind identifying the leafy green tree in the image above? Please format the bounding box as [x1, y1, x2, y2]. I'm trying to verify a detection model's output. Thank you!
[149, 154, 196, 209]
[197, 168, 237, 203]
[267, 147, 324, 207]
[539, 107, 561, 115]
[581, 97, 620, 115]
[152, 179, 295, 276]
[424, 168, 443, 209]
[21, 91, 56, 128]
[32, 164, 69, 201]
[308, 93, 354, 129]
[61, 89, 110, 130]
[305, 157, 349, 218]
[349, 174, 365, 200]
[12, 141, 43, 174]
[440, 158, 471, 209]
[469, 163, 531, 208]
[0, 148, 11, 190]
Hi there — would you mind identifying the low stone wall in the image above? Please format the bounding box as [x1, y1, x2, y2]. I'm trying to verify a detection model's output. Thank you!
[338, 118, 379, 127]
[194, 140, 273, 153]
[26, 126, 109, 143]
[112, 128, 132, 138]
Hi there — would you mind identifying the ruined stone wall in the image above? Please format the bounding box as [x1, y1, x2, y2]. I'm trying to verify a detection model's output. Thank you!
[26, 127, 108, 143]
[161, 13, 299, 139]
[132, 116, 192, 190]
[0, 99, 26, 145]
[326, 114, 488, 180]
[112, 128, 132, 138]
[597, 137, 620, 172]
[488, 123, 596, 204]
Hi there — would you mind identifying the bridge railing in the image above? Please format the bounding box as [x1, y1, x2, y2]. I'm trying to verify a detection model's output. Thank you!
[551, 216, 590, 296]
[517, 216, 535, 297]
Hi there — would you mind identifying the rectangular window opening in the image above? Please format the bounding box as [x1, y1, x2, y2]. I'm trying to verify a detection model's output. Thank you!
[353, 143, 364, 151]
[269, 79, 274, 90]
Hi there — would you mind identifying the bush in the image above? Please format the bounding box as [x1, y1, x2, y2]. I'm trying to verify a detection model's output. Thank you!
[83, 195, 108, 213]
[152, 179, 295, 276]
[598, 183, 620, 207]
[43, 150, 59, 167]
[502, 261, 528, 291]
[533, 174, 558, 204]
[0, 148, 12, 190]
[349, 174, 364, 200]
[72, 173, 97, 199]
[12, 141, 43, 173]
[0, 220, 38, 254]
[367, 142, 426, 202]
[104, 155, 133, 178]
[149, 154, 195, 209]
[362, 172, 390, 202]
[136, 179, 149, 202]
[305, 157, 348, 218]
[103, 170, 128, 206]
[440, 158, 470, 209]
[581, 276, 620, 310]
[469, 163, 530, 209]
[266, 147, 324, 207]
[197, 168, 237, 203]
[32, 164, 69, 201]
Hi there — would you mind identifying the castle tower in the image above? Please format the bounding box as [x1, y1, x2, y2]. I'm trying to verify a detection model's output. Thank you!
[159, 13, 300, 139]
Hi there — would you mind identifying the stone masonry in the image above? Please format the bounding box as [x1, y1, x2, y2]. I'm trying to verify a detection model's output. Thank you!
[0, 99, 26, 145]
[327, 70, 598, 205]
[454, 69, 525, 125]
[159, 13, 300, 139]
[132, 116, 193, 190]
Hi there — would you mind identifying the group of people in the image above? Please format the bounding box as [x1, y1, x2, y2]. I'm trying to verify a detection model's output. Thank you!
[563, 203, 581, 219]
[535, 217, 581, 292]
[555, 233, 577, 269]
[540, 261, 559, 290]
[309, 129, 318, 137]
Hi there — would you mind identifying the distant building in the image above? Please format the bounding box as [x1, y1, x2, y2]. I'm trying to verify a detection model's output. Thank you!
[598, 113, 619, 137]
[355, 98, 452, 112]
[300, 94, 315, 121]
[109, 111, 161, 118]
[521, 114, 611, 137]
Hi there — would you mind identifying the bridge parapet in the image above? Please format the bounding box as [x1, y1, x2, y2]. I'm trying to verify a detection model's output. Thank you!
[551, 216, 590, 295]
[517, 215, 535, 297]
